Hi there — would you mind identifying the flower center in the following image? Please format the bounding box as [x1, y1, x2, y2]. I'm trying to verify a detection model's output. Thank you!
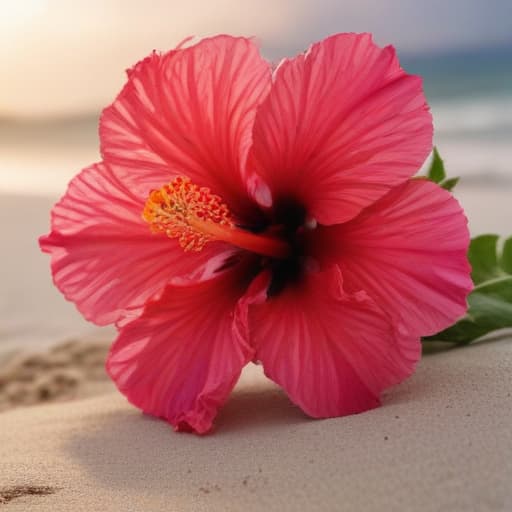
[143, 177, 289, 258]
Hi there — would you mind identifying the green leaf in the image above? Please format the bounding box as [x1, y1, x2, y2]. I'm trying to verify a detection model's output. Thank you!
[424, 235, 512, 343]
[427, 147, 446, 184]
[469, 235, 501, 284]
[425, 148, 460, 191]
[424, 276, 512, 343]
[440, 176, 460, 191]
[501, 237, 512, 274]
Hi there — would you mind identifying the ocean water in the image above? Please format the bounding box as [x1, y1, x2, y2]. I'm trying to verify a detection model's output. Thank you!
[404, 46, 512, 183]
[1, 45, 511, 196]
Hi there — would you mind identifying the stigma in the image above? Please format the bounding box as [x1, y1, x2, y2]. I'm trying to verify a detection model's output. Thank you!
[143, 177, 290, 259]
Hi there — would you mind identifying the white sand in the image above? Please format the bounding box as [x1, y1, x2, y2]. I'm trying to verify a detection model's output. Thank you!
[1, 339, 511, 511]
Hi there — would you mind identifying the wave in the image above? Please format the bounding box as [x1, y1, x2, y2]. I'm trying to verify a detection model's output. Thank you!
[431, 94, 512, 137]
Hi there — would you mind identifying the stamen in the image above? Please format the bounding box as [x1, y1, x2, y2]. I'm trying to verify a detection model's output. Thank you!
[143, 177, 289, 258]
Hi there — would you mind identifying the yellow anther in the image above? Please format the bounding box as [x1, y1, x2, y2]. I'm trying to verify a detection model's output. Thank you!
[143, 176, 290, 259]
[143, 177, 234, 251]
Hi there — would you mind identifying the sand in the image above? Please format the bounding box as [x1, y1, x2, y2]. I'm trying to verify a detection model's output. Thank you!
[0, 339, 112, 413]
[0, 194, 113, 354]
[1, 338, 511, 511]
[1, 179, 512, 510]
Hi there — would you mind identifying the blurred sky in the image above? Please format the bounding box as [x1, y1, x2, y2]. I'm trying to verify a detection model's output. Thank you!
[1, 0, 511, 118]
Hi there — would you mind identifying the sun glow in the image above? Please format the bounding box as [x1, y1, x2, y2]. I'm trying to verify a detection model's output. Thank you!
[0, 0, 46, 31]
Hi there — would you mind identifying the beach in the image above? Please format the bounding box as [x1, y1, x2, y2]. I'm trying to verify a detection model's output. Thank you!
[0, 193, 113, 355]
[2, 61, 512, 510]
[1, 337, 511, 511]
[2, 2, 512, 507]
[0, 172, 511, 509]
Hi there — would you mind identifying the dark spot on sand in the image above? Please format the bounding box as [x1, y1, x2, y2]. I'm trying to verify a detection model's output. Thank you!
[0, 485, 57, 505]
[198, 484, 220, 494]
[384, 436, 389, 441]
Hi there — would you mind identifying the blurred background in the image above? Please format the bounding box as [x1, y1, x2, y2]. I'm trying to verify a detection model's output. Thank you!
[1, 0, 512, 351]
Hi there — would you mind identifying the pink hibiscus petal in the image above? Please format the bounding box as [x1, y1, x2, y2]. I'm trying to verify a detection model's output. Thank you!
[106, 263, 257, 434]
[249, 33, 432, 224]
[250, 266, 419, 418]
[313, 179, 472, 337]
[39, 162, 234, 326]
[100, 35, 271, 220]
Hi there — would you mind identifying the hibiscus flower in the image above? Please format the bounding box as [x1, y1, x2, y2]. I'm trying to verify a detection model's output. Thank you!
[40, 33, 472, 434]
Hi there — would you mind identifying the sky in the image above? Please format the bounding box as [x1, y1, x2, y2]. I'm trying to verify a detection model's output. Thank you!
[1, 0, 511, 118]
